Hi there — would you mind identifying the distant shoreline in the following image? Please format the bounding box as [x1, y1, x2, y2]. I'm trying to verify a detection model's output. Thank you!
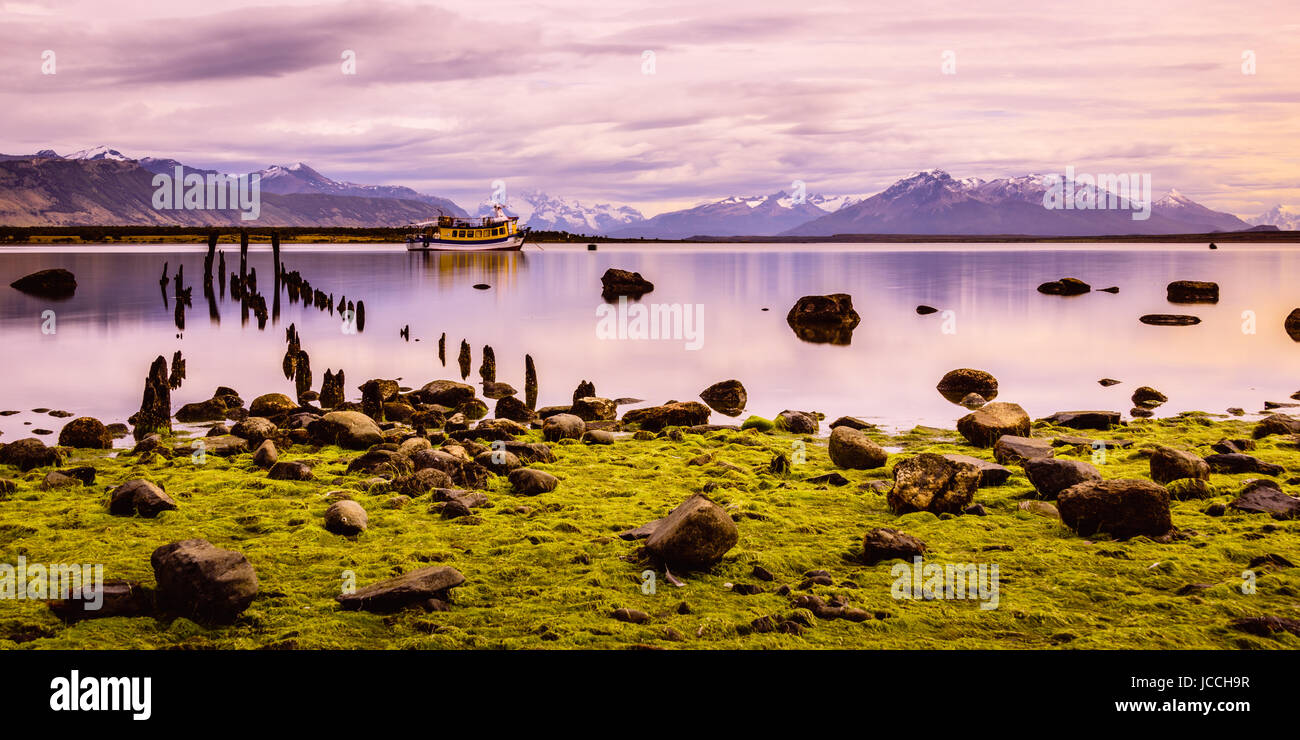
[0, 225, 1297, 246]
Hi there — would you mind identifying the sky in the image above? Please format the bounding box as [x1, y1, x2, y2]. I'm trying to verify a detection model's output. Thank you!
[1, 0, 1297, 217]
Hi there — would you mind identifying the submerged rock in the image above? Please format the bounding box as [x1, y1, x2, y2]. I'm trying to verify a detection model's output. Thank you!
[1131, 386, 1167, 409]
[9, 268, 76, 299]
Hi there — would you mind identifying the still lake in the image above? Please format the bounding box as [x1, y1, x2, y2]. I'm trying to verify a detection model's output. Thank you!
[2, 242, 1298, 443]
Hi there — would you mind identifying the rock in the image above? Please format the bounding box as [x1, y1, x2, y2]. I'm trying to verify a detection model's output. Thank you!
[916, 305, 938, 315]
[495, 395, 536, 424]
[1166, 478, 1214, 500]
[861, 528, 926, 565]
[133, 356, 171, 440]
[1098, 378, 1121, 386]
[230, 416, 277, 447]
[308, 410, 384, 449]
[1039, 410, 1121, 430]
[1057, 479, 1173, 539]
[571, 396, 617, 421]
[1024, 457, 1102, 499]
[699, 380, 747, 416]
[42, 470, 81, 489]
[324, 500, 368, 535]
[1132, 386, 1167, 409]
[1230, 616, 1300, 638]
[398, 437, 433, 457]
[319, 369, 345, 408]
[805, 472, 850, 486]
[1287, 308, 1300, 341]
[1052, 435, 1132, 451]
[394, 468, 456, 496]
[9, 268, 77, 299]
[786, 293, 861, 344]
[502, 441, 556, 465]
[936, 368, 999, 403]
[775, 409, 819, 434]
[644, 494, 739, 571]
[108, 479, 177, 517]
[335, 566, 465, 613]
[941, 454, 1011, 486]
[48, 579, 153, 622]
[1149, 446, 1210, 484]
[56, 417, 111, 449]
[1140, 314, 1200, 326]
[454, 398, 488, 421]
[600, 268, 654, 299]
[249, 393, 295, 417]
[349, 448, 415, 478]
[1203, 453, 1283, 476]
[959, 393, 986, 409]
[827, 426, 888, 469]
[267, 460, 313, 481]
[993, 435, 1054, 465]
[1037, 277, 1090, 295]
[175, 398, 228, 422]
[1018, 500, 1060, 519]
[1227, 407, 1246, 416]
[1253, 414, 1300, 439]
[612, 608, 650, 624]
[1166, 280, 1219, 303]
[0, 438, 65, 471]
[458, 341, 471, 379]
[1099, 286, 1119, 293]
[623, 401, 711, 432]
[1129, 407, 1153, 419]
[475, 449, 521, 475]
[572, 380, 596, 404]
[483, 381, 517, 400]
[542, 413, 585, 442]
[150, 539, 258, 624]
[189, 434, 248, 457]
[478, 345, 496, 385]
[957, 402, 1030, 447]
[1230, 482, 1299, 519]
[828, 416, 874, 431]
[416, 379, 476, 407]
[582, 430, 615, 445]
[888, 453, 981, 515]
[509, 468, 559, 495]
[252, 440, 278, 469]
[1211, 438, 1255, 454]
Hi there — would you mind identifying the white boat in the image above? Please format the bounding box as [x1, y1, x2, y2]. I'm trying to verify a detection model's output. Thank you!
[405, 204, 528, 251]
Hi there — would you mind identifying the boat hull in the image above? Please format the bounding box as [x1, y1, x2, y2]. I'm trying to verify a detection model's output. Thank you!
[406, 234, 526, 252]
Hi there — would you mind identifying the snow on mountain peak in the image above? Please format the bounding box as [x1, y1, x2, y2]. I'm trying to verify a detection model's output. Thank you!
[67, 145, 132, 161]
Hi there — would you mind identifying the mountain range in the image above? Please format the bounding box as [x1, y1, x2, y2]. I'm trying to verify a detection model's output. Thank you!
[0, 147, 1292, 236]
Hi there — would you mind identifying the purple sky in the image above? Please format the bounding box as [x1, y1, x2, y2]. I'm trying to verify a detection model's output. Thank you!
[2, 0, 1297, 217]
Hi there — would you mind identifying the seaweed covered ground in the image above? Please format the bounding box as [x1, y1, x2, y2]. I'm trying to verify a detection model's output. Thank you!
[1, 413, 1297, 650]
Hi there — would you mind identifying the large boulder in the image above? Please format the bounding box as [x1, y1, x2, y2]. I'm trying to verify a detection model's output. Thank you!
[888, 453, 981, 515]
[347, 448, 414, 478]
[1203, 453, 1284, 476]
[230, 416, 278, 447]
[150, 539, 258, 624]
[416, 380, 476, 407]
[699, 380, 747, 416]
[249, 393, 295, 417]
[324, 500, 368, 535]
[827, 426, 888, 469]
[509, 468, 559, 495]
[1253, 414, 1300, 439]
[1287, 308, 1300, 342]
[775, 409, 819, 434]
[394, 468, 457, 496]
[1039, 410, 1121, 430]
[1149, 446, 1210, 485]
[542, 413, 585, 442]
[941, 454, 1011, 487]
[1131, 386, 1167, 409]
[108, 479, 177, 517]
[936, 369, 999, 403]
[600, 268, 654, 299]
[175, 398, 229, 422]
[622, 401, 710, 432]
[1057, 479, 1173, 539]
[336, 566, 465, 613]
[0, 438, 66, 471]
[1230, 481, 1299, 519]
[957, 402, 1030, 447]
[57, 417, 111, 449]
[992, 435, 1054, 465]
[1024, 457, 1101, 499]
[644, 494, 739, 571]
[571, 396, 617, 421]
[308, 411, 383, 449]
[9, 268, 76, 299]
[494, 396, 536, 424]
[786, 293, 861, 345]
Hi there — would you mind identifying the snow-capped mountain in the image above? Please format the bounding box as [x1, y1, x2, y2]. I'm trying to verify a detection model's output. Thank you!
[783, 169, 1252, 236]
[1248, 205, 1300, 231]
[65, 145, 133, 161]
[609, 190, 865, 239]
[252, 162, 466, 215]
[475, 190, 644, 234]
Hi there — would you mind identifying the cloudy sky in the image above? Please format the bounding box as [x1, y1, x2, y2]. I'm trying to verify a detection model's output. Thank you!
[2, 0, 1297, 217]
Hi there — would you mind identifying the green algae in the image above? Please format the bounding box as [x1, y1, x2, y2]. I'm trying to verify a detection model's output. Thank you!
[1, 414, 1297, 650]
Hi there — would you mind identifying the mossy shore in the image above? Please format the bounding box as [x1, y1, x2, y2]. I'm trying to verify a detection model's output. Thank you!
[1, 413, 1297, 650]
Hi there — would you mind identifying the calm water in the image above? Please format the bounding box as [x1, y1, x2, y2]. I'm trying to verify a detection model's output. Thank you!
[2, 242, 1299, 443]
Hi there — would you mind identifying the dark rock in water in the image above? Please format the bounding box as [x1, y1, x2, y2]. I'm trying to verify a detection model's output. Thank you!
[479, 345, 496, 384]
[325, 500, 368, 535]
[1229, 481, 1299, 519]
[774, 409, 817, 434]
[915, 305, 938, 315]
[1132, 386, 1167, 409]
[959, 393, 986, 409]
[1130, 407, 1154, 418]
[355, 300, 366, 332]
[524, 354, 538, 410]
[320, 368, 345, 408]
[1037, 277, 1090, 295]
[624, 401, 711, 432]
[699, 379, 747, 416]
[471, 282, 491, 290]
[483, 381, 516, 399]
[438, 333, 447, 366]
[1099, 286, 1119, 294]
[495, 395, 536, 424]
[1040, 410, 1121, 430]
[1057, 479, 1173, 539]
[133, 356, 171, 440]
[645, 494, 738, 571]
[268, 460, 313, 481]
[957, 402, 1030, 447]
[416, 379, 475, 407]
[168, 350, 186, 390]
[336, 565, 465, 613]
[9, 268, 76, 299]
[936, 368, 999, 403]
[151, 539, 258, 624]
[1024, 457, 1102, 499]
[861, 528, 926, 565]
[1166, 280, 1219, 304]
[942, 454, 1011, 487]
[106, 423, 129, 439]
[175, 398, 227, 422]
[308, 410, 383, 449]
[600, 268, 654, 299]
[1204, 453, 1283, 476]
[542, 413, 585, 441]
[1140, 314, 1200, 326]
[572, 380, 595, 404]
[786, 293, 860, 345]
[1285, 308, 1300, 341]
[109, 479, 177, 517]
[49, 579, 154, 622]
[1208, 242, 1218, 250]
[57, 417, 111, 449]
[458, 340, 471, 379]
[1253, 414, 1300, 439]
[509, 467, 559, 495]
[829, 416, 875, 431]
[572, 396, 617, 421]
[1098, 378, 1121, 386]
[1149, 446, 1210, 484]
[889, 453, 981, 515]
[828, 426, 888, 469]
